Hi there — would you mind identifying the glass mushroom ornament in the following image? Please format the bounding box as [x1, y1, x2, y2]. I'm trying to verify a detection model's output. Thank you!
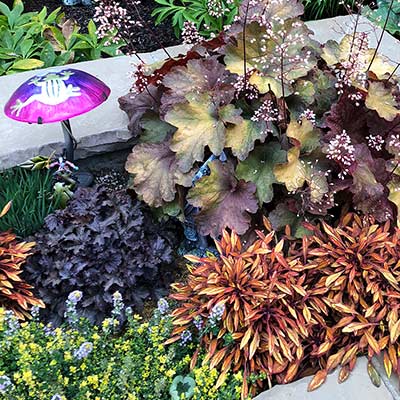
[4, 68, 110, 186]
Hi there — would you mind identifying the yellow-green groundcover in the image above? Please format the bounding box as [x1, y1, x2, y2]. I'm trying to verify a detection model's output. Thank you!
[0, 294, 244, 400]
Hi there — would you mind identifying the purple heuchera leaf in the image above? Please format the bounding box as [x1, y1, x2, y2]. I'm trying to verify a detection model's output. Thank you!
[23, 186, 180, 325]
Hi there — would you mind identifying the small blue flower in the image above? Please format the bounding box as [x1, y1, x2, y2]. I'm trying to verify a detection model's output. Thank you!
[67, 290, 82, 304]
[73, 342, 93, 360]
[193, 316, 203, 331]
[208, 303, 225, 327]
[180, 330, 192, 346]
[157, 298, 169, 315]
[51, 395, 63, 400]
[0, 375, 13, 393]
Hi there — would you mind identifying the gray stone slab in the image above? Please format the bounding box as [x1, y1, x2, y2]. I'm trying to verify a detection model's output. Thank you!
[253, 357, 394, 400]
[0, 15, 399, 170]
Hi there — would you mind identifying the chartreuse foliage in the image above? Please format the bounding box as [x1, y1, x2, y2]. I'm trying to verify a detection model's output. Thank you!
[0, 203, 44, 320]
[0, 298, 245, 399]
[121, 0, 400, 238]
[168, 214, 400, 398]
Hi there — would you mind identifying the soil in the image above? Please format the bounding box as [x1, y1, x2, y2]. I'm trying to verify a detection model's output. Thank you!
[23, 0, 181, 52]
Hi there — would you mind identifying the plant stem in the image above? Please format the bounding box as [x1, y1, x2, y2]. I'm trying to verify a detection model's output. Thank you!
[242, 0, 250, 89]
[348, 3, 361, 62]
[386, 62, 400, 82]
[366, 0, 395, 73]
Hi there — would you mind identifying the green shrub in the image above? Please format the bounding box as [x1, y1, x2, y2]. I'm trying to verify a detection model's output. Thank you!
[0, 295, 244, 399]
[0, 1, 122, 76]
[0, 167, 59, 237]
[152, 0, 240, 38]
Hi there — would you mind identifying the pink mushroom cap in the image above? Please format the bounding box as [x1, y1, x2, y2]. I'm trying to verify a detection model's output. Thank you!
[4, 68, 111, 124]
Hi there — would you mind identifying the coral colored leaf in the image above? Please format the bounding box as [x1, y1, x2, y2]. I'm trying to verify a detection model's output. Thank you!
[225, 119, 269, 161]
[274, 147, 307, 192]
[366, 82, 400, 122]
[388, 179, 400, 227]
[338, 365, 350, 383]
[365, 332, 380, 354]
[308, 370, 327, 392]
[166, 93, 242, 172]
[384, 351, 392, 378]
[0, 201, 12, 218]
[187, 160, 258, 237]
[125, 141, 193, 207]
[236, 143, 287, 204]
[287, 118, 321, 153]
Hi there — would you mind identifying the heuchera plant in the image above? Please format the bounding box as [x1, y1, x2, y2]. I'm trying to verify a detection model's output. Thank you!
[119, 0, 400, 239]
[24, 186, 180, 324]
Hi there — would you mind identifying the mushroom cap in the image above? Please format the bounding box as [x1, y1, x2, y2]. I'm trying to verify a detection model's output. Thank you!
[4, 68, 111, 124]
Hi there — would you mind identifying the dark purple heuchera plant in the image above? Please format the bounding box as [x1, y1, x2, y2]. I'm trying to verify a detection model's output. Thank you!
[115, 0, 400, 238]
[24, 186, 180, 324]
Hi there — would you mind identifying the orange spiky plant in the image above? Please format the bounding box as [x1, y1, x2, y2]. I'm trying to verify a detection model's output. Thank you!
[299, 213, 400, 390]
[167, 218, 325, 399]
[0, 201, 45, 319]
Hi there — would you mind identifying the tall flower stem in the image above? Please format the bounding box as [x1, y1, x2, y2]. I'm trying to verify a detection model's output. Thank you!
[366, 0, 395, 73]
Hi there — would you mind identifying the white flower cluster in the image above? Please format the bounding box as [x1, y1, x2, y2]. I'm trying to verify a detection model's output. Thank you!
[326, 130, 356, 179]
[366, 134, 385, 151]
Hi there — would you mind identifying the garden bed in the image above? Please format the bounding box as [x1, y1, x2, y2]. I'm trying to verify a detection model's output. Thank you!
[22, 0, 180, 51]
[2, 0, 400, 399]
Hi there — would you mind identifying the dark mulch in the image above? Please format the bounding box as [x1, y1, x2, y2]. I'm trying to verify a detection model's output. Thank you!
[22, 0, 181, 52]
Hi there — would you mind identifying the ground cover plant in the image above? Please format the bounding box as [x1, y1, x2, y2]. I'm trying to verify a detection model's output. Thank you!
[117, 0, 400, 240]
[0, 0, 121, 75]
[363, 0, 400, 38]
[0, 295, 244, 399]
[24, 186, 181, 325]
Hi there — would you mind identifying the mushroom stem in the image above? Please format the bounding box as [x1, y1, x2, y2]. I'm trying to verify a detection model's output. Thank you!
[61, 120, 77, 162]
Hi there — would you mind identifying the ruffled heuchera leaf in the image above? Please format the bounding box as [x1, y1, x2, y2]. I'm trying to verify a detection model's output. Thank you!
[224, 21, 317, 95]
[287, 118, 321, 153]
[118, 85, 161, 134]
[274, 147, 307, 192]
[321, 35, 395, 79]
[249, 72, 292, 97]
[268, 203, 312, 238]
[225, 119, 268, 161]
[288, 70, 337, 119]
[162, 56, 235, 106]
[366, 82, 400, 122]
[324, 93, 367, 142]
[236, 143, 287, 204]
[187, 160, 258, 237]
[139, 111, 177, 143]
[350, 144, 393, 222]
[166, 93, 242, 172]
[125, 141, 193, 207]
